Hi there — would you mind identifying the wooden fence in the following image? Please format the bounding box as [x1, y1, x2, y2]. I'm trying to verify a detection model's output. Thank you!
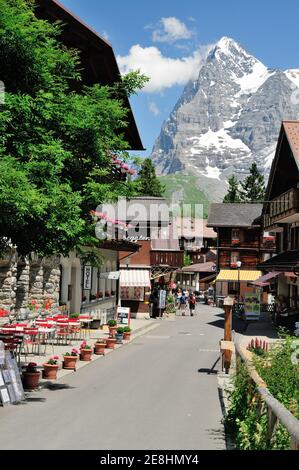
[235, 342, 299, 450]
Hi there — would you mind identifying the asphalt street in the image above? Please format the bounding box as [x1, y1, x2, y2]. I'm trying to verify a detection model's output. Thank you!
[0, 305, 226, 450]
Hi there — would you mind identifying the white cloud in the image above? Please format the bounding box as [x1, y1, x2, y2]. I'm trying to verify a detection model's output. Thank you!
[117, 44, 213, 93]
[152, 17, 193, 43]
[148, 102, 160, 116]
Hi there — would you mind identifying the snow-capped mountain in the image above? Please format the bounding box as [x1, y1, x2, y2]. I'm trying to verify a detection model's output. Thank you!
[151, 37, 299, 201]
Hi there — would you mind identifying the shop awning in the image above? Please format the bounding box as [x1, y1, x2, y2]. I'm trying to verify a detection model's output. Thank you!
[216, 270, 262, 282]
[258, 250, 299, 272]
[120, 269, 151, 287]
[249, 271, 280, 287]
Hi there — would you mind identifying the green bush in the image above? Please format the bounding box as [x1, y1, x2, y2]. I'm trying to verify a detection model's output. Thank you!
[225, 333, 298, 450]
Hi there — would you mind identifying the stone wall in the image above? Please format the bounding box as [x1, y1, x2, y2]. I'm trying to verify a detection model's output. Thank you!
[0, 252, 61, 313]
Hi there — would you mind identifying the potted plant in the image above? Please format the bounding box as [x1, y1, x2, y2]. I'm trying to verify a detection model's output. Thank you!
[94, 338, 106, 355]
[107, 319, 117, 338]
[22, 363, 40, 391]
[96, 291, 103, 299]
[90, 294, 97, 302]
[70, 312, 80, 319]
[115, 327, 124, 344]
[106, 336, 116, 349]
[123, 326, 132, 341]
[105, 290, 111, 298]
[111, 290, 116, 296]
[63, 348, 79, 370]
[42, 356, 60, 380]
[80, 341, 93, 361]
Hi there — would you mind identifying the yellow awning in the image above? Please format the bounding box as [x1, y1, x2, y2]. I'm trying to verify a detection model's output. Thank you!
[216, 270, 262, 282]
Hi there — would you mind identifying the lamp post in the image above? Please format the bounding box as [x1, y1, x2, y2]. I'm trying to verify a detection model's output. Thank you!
[236, 260, 242, 311]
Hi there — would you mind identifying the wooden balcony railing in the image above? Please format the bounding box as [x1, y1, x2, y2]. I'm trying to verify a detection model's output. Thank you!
[264, 188, 299, 230]
[150, 250, 184, 268]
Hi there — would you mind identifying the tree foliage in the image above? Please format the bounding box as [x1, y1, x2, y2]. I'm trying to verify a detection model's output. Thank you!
[239, 162, 266, 203]
[223, 175, 241, 203]
[134, 158, 165, 197]
[0, 0, 147, 256]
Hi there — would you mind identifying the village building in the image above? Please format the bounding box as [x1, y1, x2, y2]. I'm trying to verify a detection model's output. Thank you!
[259, 121, 299, 317]
[207, 203, 276, 301]
[114, 197, 184, 317]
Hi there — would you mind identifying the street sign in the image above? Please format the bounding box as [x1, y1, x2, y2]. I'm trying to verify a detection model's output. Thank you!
[116, 306, 131, 325]
[83, 265, 92, 290]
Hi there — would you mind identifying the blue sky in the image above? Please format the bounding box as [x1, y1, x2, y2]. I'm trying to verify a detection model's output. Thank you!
[61, 0, 299, 155]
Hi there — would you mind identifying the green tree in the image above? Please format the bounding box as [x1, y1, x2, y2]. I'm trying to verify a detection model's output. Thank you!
[135, 158, 165, 197]
[0, 0, 148, 257]
[239, 162, 265, 203]
[223, 175, 241, 203]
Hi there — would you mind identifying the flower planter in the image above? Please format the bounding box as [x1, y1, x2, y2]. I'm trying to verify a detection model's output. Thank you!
[42, 364, 59, 380]
[22, 371, 40, 391]
[123, 332, 131, 341]
[63, 355, 78, 370]
[80, 348, 93, 361]
[94, 342, 106, 355]
[109, 326, 117, 338]
[115, 333, 123, 344]
[106, 338, 116, 349]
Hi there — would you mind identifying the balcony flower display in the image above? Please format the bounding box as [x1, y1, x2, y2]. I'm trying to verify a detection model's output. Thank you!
[232, 239, 240, 246]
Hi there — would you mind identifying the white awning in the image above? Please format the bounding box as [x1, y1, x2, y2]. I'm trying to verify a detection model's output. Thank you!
[120, 269, 151, 287]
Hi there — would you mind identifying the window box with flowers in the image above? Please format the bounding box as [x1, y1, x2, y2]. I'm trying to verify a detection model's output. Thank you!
[22, 363, 40, 391]
[96, 291, 103, 300]
[105, 291, 111, 298]
[231, 239, 240, 246]
[80, 341, 93, 361]
[43, 356, 60, 380]
[63, 348, 79, 370]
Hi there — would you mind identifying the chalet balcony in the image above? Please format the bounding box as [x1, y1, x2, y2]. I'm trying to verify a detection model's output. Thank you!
[264, 188, 299, 230]
[150, 250, 184, 269]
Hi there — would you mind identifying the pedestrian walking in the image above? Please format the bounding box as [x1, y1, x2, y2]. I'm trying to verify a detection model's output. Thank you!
[188, 292, 196, 316]
[179, 291, 187, 315]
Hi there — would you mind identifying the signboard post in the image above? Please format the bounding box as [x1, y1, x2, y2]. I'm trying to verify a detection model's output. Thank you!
[116, 306, 131, 326]
[223, 296, 234, 374]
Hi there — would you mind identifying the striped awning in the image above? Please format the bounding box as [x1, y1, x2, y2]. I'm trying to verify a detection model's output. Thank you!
[120, 269, 151, 287]
[216, 270, 262, 282]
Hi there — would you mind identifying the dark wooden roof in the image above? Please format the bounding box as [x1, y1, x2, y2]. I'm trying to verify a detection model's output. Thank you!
[258, 250, 299, 272]
[35, 0, 144, 150]
[207, 203, 263, 228]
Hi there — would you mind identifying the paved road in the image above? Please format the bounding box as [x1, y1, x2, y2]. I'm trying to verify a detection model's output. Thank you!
[0, 305, 226, 450]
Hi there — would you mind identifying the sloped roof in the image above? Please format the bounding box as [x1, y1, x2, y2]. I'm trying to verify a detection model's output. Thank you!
[35, 0, 143, 150]
[175, 217, 216, 239]
[207, 204, 263, 228]
[283, 121, 299, 165]
[178, 261, 216, 273]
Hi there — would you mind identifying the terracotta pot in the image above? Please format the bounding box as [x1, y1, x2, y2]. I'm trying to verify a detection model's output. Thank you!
[80, 348, 93, 361]
[22, 371, 41, 391]
[109, 326, 117, 338]
[94, 342, 106, 355]
[123, 332, 131, 341]
[106, 338, 116, 349]
[42, 363, 59, 380]
[63, 355, 78, 370]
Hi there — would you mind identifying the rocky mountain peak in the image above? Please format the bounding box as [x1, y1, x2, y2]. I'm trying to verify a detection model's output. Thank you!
[151, 37, 299, 203]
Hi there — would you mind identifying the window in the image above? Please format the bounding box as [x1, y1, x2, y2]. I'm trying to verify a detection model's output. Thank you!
[232, 229, 240, 241]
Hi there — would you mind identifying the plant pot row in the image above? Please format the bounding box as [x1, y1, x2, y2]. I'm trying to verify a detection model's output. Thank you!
[22, 330, 132, 391]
